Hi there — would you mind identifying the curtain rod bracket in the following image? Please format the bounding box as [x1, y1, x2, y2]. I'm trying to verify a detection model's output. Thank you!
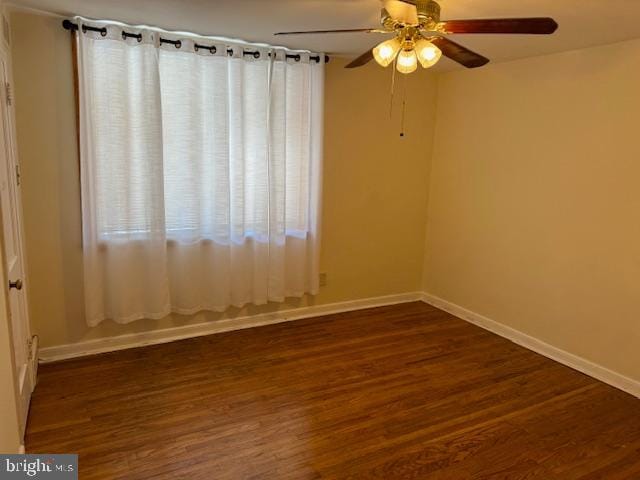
[62, 19, 78, 31]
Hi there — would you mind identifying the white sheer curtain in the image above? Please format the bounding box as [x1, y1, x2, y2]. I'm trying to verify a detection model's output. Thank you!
[77, 20, 324, 326]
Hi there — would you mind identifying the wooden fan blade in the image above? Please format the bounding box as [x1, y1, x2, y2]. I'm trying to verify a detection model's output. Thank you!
[438, 18, 558, 35]
[275, 28, 379, 36]
[431, 37, 489, 68]
[345, 49, 374, 69]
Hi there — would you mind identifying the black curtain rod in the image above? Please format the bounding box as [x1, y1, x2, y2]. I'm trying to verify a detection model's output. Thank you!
[62, 20, 329, 63]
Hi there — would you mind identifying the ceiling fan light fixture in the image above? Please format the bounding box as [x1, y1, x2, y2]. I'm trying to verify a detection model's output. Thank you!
[415, 38, 442, 68]
[396, 48, 418, 74]
[276, 0, 559, 72]
[373, 37, 401, 67]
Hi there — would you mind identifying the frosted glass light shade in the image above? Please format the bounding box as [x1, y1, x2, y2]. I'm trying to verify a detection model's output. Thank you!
[396, 49, 418, 74]
[415, 39, 442, 68]
[373, 38, 401, 67]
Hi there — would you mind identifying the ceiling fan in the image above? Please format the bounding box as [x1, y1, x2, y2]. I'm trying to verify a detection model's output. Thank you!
[275, 0, 558, 73]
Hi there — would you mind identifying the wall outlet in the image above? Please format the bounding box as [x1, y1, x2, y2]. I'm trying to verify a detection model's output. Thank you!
[319, 272, 327, 287]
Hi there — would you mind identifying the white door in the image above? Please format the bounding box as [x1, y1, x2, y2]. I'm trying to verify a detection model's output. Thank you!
[0, 55, 33, 436]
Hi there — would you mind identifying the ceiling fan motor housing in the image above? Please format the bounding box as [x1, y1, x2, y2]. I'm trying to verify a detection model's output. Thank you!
[381, 0, 441, 30]
[417, 1, 441, 28]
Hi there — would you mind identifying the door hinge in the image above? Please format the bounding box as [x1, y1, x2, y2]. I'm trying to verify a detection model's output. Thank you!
[5, 82, 11, 106]
[15, 163, 20, 186]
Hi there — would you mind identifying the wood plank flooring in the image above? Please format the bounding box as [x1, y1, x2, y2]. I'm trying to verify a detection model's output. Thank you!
[26, 302, 640, 479]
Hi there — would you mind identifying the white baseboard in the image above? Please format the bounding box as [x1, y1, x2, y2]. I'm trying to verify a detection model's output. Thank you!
[40, 290, 639, 399]
[421, 292, 640, 399]
[39, 292, 424, 363]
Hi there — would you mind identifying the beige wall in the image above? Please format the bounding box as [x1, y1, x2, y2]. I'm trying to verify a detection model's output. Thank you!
[10, 10, 437, 348]
[424, 38, 640, 382]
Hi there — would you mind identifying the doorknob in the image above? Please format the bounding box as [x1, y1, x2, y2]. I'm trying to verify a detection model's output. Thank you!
[9, 279, 22, 290]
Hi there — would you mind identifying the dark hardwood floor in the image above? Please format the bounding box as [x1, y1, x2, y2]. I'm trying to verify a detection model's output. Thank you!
[26, 302, 640, 479]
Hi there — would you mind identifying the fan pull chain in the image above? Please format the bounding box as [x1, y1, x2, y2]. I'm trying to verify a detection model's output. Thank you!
[389, 56, 397, 120]
[400, 73, 407, 137]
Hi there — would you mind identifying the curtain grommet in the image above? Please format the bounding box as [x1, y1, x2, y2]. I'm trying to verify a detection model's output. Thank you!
[100, 27, 107, 37]
[123, 31, 143, 42]
[195, 44, 217, 54]
[175, 40, 182, 49]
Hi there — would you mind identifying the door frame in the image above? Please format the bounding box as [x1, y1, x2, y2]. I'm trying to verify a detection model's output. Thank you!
[0, 9, 35, 438]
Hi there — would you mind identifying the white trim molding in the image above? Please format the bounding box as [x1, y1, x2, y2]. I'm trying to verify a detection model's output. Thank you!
[421, 292, 640, 399]
[40, 290, 640, 399]
[39, 292, 424, 363]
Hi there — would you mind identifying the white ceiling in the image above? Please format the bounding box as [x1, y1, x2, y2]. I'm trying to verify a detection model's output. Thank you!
[9, 0, 640, 69]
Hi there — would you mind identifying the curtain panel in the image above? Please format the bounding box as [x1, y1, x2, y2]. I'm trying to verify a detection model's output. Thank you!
[77, 19, 324, 326]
